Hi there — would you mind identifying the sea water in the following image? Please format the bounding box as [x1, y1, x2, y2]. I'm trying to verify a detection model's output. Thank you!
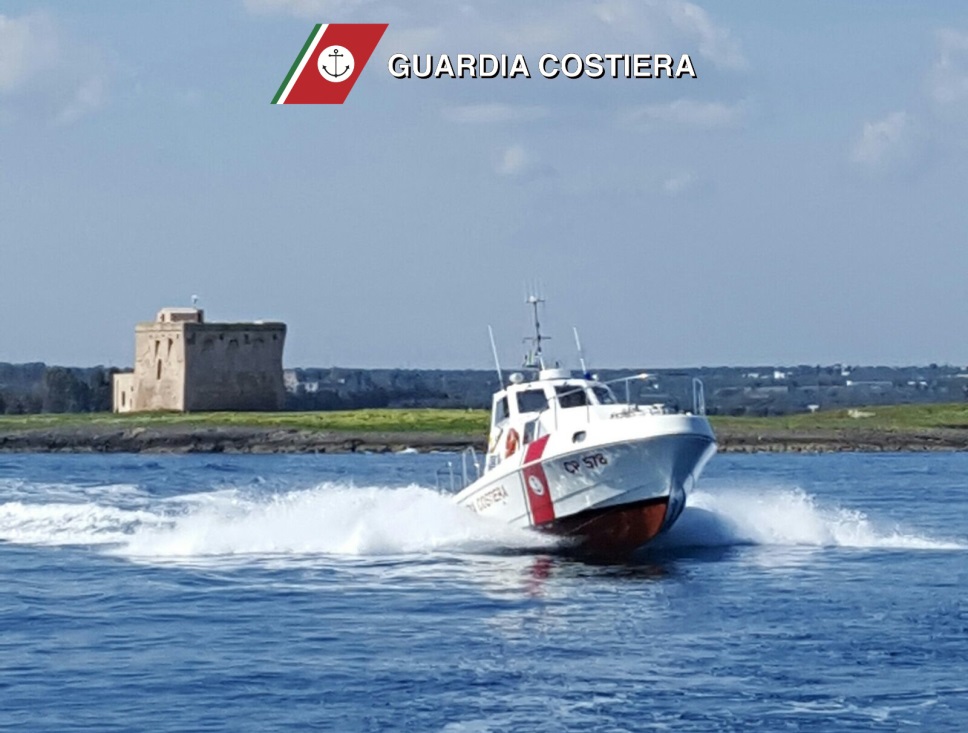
[0, 452, 966, 731]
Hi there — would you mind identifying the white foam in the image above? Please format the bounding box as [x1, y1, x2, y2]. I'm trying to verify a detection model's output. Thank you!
[0, 501, 160, 546]
[120, 483, 554, 558]
[657, 486, 965, 551]
[119, 485, 547, 557]
[0, 478, 144, 504]
[0, 481, 555, 560]
[1, 479, 961, 562]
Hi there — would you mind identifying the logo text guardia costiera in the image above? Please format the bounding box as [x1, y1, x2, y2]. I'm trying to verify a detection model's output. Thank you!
[387, 53, 697, 80]
[274, 24, 697, 104]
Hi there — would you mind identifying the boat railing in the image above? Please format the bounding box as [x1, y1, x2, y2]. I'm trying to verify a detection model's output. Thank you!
[435, 462, 456, 493]
[532, 374, 708, 431]
[539, 385, 594, 432]
[436, 446, 482, 493]
[535, 381, 623, 432]
[692, 377, 707, 416]
[606, 374, 707, 417]
[605, 373, 651, 414]
[461, 446, 482, 487]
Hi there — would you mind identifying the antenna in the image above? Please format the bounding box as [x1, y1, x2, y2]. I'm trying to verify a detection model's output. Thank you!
[523, 294, 549, 370]
[487, 326, 504, 387]
[573, 327, 590, 378]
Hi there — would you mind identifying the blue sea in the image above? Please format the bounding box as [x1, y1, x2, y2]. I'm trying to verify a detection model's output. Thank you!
[1, 451, 966, 732]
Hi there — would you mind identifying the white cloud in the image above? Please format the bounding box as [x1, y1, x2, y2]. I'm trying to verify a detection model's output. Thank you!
[496, 143, 531, 176]
[662, 171, 698, 195]
[647, 0, 746, 70]
[847, 30, 968, 170]
[174, 88, 204, 108]
[0, 13, 59, 93]
[850, 111, 910, 167]
[246, 0, 746, 71]
[622, 99, 743, 129]
[244, 0, 369, 17]
[493, 143, 556, 179]
[0, 12, 108, 124]
[55, 76, 105, 125]
[926, 29, 968, 106]
[442, 103, 547, 124]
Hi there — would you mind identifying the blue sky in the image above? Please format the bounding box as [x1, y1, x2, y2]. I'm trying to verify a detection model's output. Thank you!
[2, 1, 968, 370]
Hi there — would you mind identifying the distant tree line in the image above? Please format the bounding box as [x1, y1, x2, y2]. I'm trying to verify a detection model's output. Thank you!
[0, 364, 117, 414]
[2, 361, 968, 415]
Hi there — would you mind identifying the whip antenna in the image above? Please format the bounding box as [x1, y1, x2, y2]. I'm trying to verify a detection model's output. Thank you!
[573, 327, 589, 378]
[488, 326, 504, 387]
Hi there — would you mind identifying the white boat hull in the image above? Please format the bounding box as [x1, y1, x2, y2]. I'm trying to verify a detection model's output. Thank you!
[454, 414, 716, 555]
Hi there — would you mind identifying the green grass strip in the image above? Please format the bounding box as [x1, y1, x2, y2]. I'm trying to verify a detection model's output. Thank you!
[4, 403, 968, 437]
[0, 409, 490, 435]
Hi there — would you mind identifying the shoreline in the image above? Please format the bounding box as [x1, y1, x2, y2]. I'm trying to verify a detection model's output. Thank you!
[2, 424, 968, 454]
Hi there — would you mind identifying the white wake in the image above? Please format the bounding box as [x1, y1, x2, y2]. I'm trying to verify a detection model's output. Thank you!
[0, 480, 962, 562]
[0, 482, 556, 559]
[657, 486, 964, 551]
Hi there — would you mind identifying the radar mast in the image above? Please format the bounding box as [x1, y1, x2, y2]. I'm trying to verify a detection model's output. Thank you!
[523, 295, 549, 371]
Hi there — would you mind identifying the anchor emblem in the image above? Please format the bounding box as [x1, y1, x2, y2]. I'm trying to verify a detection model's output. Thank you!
[317, 45, 355, 83]
[528, 474, 546, 497]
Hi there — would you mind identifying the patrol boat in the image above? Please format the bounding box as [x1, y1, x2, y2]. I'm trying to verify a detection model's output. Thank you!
[448, 297, 717, 555]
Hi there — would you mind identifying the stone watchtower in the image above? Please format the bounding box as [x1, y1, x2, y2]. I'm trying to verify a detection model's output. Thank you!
[113, 307, 286, 413]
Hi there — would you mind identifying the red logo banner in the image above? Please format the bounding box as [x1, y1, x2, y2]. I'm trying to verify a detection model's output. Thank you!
[273, 24, 388, 105]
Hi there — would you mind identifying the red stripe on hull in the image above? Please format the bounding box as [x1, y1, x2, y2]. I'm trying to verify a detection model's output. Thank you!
[540, 498, 670, 557]
[522, 435, 555, 525]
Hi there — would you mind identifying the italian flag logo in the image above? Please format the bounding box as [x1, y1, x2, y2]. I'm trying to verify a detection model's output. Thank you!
[272, 23, 389, 105]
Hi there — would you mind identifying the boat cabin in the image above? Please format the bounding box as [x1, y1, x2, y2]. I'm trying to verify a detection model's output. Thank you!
[486, 368, 625, 469]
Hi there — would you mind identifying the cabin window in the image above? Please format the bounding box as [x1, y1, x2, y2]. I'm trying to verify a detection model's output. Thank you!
[517, 389, 548, 414]
[591, 386, 617, 405]
[555, 385, 587, 408]
[494, 396, 509, 423]
[523, 419, 538, 445]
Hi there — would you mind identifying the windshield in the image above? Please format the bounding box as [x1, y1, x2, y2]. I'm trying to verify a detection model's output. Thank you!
[517, 389, 548, 413]
[555, 385, 588, 408]
[591, 386, 617, 405]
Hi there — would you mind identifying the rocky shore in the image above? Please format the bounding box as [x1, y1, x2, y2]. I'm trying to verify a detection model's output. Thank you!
[0, 425, 474, 454]
[2, 424, 968, 454]
[715, 426, 968, 453]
